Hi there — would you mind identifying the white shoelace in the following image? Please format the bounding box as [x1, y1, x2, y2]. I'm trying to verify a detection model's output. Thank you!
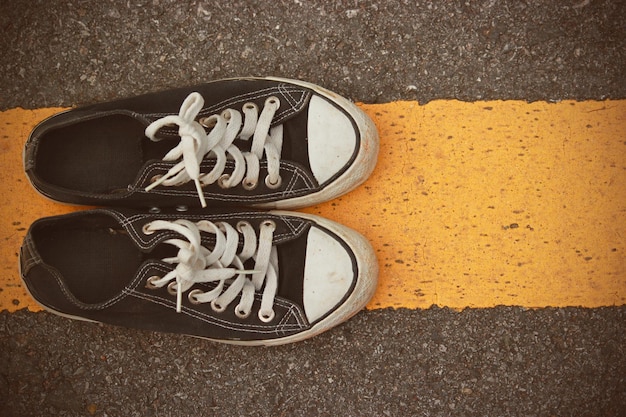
[143, 218, 279, 322]
[144, 92, 284, 207]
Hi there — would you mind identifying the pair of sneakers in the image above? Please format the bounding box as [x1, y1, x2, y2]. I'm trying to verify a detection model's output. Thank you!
[19, 77, 380, 345]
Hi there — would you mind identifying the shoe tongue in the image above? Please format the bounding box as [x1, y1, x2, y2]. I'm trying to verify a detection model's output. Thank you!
[131, 86, 316, 189]
[275, 104, 312, 170]
[274, 223, 311, 309]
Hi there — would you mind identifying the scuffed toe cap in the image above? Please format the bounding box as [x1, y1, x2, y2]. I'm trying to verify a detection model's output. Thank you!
[306, 95, 357, 185]
[302, 226, 356, 323]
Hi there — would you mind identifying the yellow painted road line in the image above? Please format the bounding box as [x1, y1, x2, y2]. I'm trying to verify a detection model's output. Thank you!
[1, 101, 625, 312]
[1, 108, 85, 312]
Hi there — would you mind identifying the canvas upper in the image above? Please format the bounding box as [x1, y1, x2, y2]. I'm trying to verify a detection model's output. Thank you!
[24, 77, 379, 209]
[19, 208, 378, 345]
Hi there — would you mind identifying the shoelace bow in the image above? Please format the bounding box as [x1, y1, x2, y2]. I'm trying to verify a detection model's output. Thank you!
[144, 219, 278, 322]
[144, 92, 284, 207]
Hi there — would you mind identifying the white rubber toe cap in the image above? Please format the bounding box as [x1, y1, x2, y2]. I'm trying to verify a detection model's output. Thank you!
[302, 226, 355, 323]
[307, 95, 357, 185]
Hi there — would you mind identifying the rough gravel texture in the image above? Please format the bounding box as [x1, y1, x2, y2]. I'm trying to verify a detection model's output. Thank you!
[0, 0, 624, 109]
[2, 307, 625, 417]
[1, 1, 625, 416]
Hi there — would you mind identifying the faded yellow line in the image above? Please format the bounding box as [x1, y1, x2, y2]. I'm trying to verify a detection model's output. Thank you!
[1, 108, 85, 312]
[1, 101, 625, 312]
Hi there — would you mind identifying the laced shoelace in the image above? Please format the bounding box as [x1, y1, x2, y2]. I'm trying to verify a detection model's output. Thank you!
[144, 92, 284, 207]
[143, 218, 279, 322]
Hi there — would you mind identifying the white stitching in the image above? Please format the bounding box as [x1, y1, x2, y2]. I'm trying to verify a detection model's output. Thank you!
[145, 85, 309, 132]
[118, 211, 308, 249]
[131, 160, 317, 198]
[126, 289, 304, 334]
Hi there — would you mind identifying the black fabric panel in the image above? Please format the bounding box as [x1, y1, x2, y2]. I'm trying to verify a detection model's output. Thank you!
[36, 114, 144, 192]
[276, 224, 310, 308]
[33, 215, 142, 304]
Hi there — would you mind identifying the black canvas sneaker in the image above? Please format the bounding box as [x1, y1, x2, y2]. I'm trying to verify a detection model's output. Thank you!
[24, 77, 379, 209]
[19, 208, 378, 345]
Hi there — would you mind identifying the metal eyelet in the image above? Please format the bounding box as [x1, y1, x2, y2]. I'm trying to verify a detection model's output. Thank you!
[261, 219, 276, 230]
[145, 275, 160, 289]
[236, 221, 251, 232]
[265, 96, 280, 107]
[243, 102, 258, 112]
[234, 305, 251, 319]
[258, 309, 275, 323]
[217, 174, 231, 189]
[150, 174, 163, 184]
[264, 174, 282, 189]
[167, 282, 178, 296]
[188, 289, 203, 305]
[148, 207, 161, 214]
[211, 299, 226, 313]
[242, 178, 257, 190]
[199, 115, 218, 128]
[142, 222, 155, 235]
[221, 109, 232, 121]
[175, 205, 188, 212]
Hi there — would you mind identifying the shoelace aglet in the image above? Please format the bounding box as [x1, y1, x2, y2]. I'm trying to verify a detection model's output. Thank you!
[176, 280, 183, 313]
[195, 179, 207, 208]
[235, 269, 261, 275]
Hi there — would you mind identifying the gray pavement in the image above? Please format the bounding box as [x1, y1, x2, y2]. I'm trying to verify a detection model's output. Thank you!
[2, 307, 625, 416]
[1, 0, 624, 109]
[1, 1, 625, 416]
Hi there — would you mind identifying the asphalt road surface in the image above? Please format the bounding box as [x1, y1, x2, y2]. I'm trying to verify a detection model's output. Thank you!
[1, 1, 625, 416]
